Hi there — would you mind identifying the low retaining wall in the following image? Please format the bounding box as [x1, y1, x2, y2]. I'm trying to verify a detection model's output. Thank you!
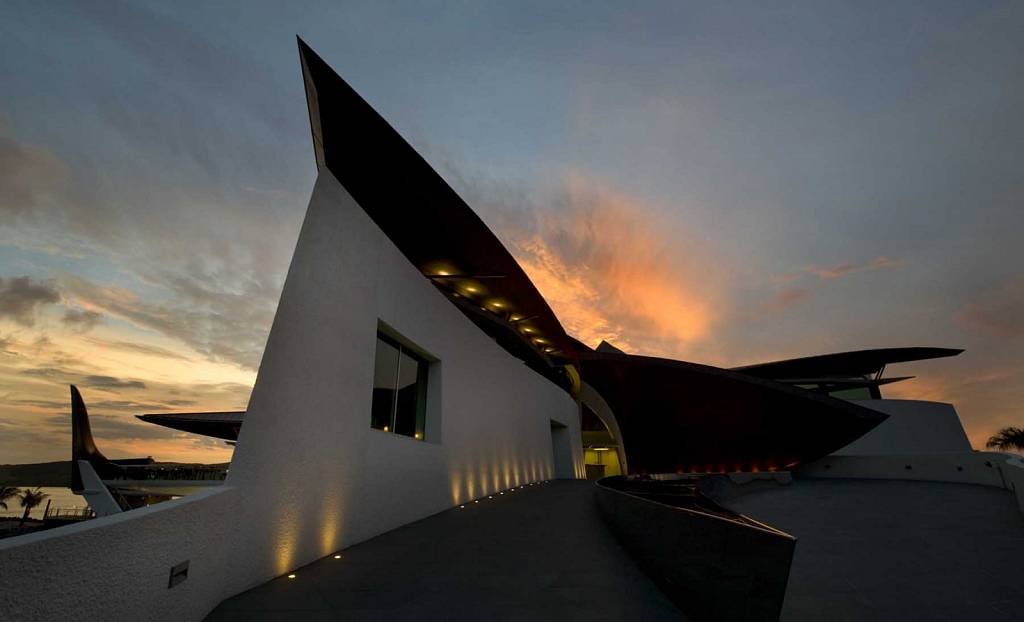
[595, 477, 795, 622]
[799, 452, 1024, 513]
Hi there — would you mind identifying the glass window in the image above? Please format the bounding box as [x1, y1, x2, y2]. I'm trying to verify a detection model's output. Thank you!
[370, 332, 429, 440]
[371, 337, 400, 432]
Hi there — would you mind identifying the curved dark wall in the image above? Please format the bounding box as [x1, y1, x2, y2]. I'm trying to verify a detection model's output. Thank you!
[579, 352, 888, 474]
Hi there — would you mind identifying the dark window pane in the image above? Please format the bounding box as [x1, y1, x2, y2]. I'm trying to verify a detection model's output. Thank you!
[393, 349, 424, 438]
[371, 337, 400, 431]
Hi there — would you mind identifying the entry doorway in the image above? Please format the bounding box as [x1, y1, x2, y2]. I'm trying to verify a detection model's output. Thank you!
[550, 420, 574, 479]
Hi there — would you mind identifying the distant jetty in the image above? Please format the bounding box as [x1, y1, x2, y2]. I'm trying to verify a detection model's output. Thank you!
[0, 462, 70, 487]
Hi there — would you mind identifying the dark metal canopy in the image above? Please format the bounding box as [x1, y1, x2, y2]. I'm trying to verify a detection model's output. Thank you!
[578, 351, 889, 474]
[297, 38, 578, 391]
[136, 411, 245, 442]
[732, 347, 963, 380]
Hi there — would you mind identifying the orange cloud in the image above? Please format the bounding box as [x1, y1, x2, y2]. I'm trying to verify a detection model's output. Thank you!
[503, 174, 724, 357]
[774, 255, 901, 284]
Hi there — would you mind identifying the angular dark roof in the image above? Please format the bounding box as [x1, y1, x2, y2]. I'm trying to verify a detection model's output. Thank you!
[579, 351, 889, 474]
[297, 38, 578, 391]
[136, 412, 245, 441]
[732, 347, 963, 380]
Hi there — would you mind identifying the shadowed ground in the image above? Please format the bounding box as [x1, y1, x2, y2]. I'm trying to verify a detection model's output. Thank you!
[726, 478, 1024, 622]
[206, 479, 683, 621]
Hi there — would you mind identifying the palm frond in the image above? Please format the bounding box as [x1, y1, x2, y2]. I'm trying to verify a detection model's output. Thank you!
[986, 426, 1024, 451]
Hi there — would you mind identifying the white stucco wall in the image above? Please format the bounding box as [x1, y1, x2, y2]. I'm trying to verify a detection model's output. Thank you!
[800, 398, 1024, 516]
[832, 399, 972, 456]
[0, 171, 582, 621]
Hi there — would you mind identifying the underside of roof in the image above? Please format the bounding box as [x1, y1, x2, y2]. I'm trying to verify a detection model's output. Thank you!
[297, 38, 578, 393]
[732, 347, 963, 380]
[136, 412, 244, 441]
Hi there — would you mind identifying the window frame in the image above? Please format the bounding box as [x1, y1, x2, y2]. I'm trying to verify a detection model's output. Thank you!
[370, 324, 434, 442]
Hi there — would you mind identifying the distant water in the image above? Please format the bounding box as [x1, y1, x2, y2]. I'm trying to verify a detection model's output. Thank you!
[0, 487, 89, 519]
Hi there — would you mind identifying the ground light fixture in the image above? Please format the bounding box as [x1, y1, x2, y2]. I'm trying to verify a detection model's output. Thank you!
[287, 574, 296, 580]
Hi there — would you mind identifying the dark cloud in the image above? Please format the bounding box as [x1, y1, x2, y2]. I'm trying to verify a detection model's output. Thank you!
[82, 375, 146, 390]
[19, 367, 67, 380]
[958, 277, 1024, 340]
[761, 287, 812, 314]
[83, 337, 190, 361]
[43, 413, 177, 442]
[0, 276, 61, 326]
[88, 400, 167, 411]
[0, 128, 66, 217]
[0, 333, 16, 356]
[8, 398, 66, 410]
[62, 275, 273, 370]
[19, 367, 146, 390]
[62, 308, 103, 331]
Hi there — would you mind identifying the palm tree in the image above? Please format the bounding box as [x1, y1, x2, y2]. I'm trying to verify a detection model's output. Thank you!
[986, 427, 1024, 452]
[18, 488, 48, 528]
[0, 486, 19, 511]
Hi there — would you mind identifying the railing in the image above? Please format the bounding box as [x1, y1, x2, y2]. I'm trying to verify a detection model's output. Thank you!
[104, 466, 228, 482]
[44, 507, 96, 521]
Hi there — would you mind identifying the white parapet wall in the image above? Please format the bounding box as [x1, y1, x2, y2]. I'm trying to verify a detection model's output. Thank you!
[801, 399, 1024, 514]
[831, 399, 972, 456]
[0, 171, 583, 621]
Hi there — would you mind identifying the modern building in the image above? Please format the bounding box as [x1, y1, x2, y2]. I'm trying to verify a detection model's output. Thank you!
[1, 38, 1022, 622]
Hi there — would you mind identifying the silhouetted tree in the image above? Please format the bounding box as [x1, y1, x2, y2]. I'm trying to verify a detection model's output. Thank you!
[986, 427, 1024, 452]
[0, 486, 18, 511]
[18, 488, 48, 528]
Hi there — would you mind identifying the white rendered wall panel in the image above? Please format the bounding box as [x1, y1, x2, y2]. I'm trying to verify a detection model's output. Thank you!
[0, 170, 581, 621]
[832, 399, 972, 456]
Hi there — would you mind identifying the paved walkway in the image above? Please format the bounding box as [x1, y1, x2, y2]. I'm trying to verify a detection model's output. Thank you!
[206, 480, 682, 621]
[726, 479, 1024, 622]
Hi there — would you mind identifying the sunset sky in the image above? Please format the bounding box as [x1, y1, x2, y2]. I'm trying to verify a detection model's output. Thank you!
[1, 1, 1022, 464]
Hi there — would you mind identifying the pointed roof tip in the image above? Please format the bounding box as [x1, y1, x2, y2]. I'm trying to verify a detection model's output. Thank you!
[596, 340, 626, 355]
[295, 36, 329, 72]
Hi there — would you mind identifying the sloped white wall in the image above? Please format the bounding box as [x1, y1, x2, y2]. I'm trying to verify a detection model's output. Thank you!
[0, 171, 582, 621]
[832, 399, 971, 456]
